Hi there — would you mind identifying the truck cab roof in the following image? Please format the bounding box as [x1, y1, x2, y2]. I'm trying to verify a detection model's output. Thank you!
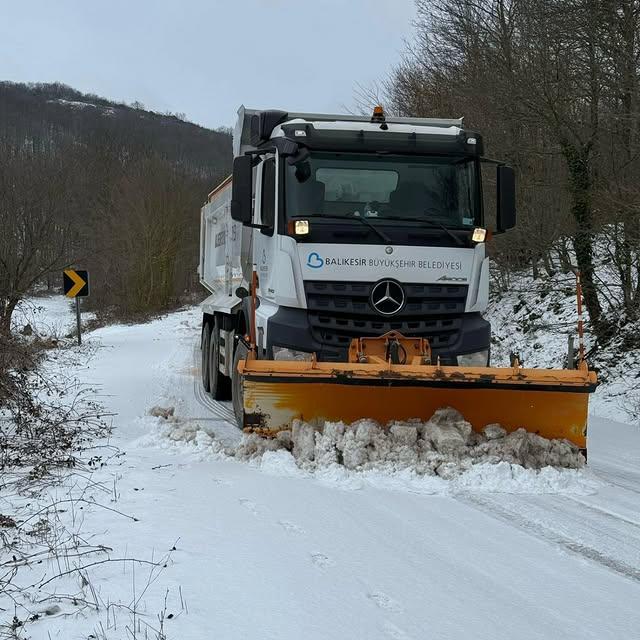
[233, 106, 482, 158]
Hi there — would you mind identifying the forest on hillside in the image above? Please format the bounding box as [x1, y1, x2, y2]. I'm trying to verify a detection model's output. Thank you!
[371, 0, 640, 349]
[0, 81, 232, 331]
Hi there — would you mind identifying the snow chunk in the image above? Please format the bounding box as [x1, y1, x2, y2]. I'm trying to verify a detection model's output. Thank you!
[421, 407, 473, 453]
[314, 421, 345, 466]
[149, 405, 175, 420]
[235, 433, 283, 460]
[483, 423, 507, 440]
[292, 420, 316, 462]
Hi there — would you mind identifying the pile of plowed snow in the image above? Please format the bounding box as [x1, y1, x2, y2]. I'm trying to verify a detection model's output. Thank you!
[233, 407, 585, 477]
[147, 405, 585, 482]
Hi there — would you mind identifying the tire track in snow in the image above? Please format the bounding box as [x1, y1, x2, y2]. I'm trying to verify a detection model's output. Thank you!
[590, 454, 640, 496]
[512, 495, 640, 568]
[523, 495, 640, 547]
[455, 494, 640, 585]
[563, 496, 640, 530]
[593, 468, 640, 496]
[603, 479, 640, 495]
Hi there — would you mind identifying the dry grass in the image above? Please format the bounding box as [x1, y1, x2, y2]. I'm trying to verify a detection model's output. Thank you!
[0, 335, 179, 639]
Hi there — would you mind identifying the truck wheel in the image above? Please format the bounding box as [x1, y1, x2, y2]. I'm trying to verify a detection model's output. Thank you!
[209, 317, 232, 401]
[232, 340, 248, 429]
[201, 323, 211, 392]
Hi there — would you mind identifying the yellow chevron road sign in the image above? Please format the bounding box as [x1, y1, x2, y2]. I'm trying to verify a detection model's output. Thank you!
[63, 269, 89, 298]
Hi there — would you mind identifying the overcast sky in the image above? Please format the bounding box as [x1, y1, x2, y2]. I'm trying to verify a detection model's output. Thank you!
[0, 0, 416, 129]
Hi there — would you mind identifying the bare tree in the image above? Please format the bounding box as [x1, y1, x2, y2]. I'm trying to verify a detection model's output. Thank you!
[0, 144, 80, 334]
[387, 0, 640, 339]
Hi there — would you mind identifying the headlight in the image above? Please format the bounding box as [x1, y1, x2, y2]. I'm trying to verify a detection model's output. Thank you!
[272, 346, 314, 362]
[457, 350, 489, 367]
[472, 227, 487, 242]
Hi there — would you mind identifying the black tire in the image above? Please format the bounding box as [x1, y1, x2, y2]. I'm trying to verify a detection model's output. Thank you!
[201, 323, 211, 392]
[208, 317, 232, 401]
[232, 339, 249, 429]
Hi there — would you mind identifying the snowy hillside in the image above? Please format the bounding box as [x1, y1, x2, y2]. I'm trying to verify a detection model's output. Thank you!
[1, 297, 639, 639]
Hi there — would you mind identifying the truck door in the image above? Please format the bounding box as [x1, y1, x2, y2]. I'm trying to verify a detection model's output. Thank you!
[253, 156, 278, 302]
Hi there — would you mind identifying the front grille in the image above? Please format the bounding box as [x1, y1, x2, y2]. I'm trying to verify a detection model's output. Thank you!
[304, 280, 467, 352]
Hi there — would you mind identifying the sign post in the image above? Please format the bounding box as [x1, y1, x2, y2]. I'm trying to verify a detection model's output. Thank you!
[63, 269, 89, 345]
[75, 297, 82, 345]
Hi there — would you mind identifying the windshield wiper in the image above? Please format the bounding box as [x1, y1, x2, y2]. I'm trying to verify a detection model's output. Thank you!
[347, 213, 394, 244]
[384, 216, 466, 247]
[301, 214, 393, 244]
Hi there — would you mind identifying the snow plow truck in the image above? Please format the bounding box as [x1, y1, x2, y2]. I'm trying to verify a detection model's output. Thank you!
[199, 106, 597, 457]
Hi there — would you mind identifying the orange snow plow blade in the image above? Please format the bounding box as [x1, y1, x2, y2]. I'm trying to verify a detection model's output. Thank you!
[238, 333, 598, 453]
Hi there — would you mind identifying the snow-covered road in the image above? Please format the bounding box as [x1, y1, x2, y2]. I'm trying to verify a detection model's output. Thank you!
[14, 307, 640, 639]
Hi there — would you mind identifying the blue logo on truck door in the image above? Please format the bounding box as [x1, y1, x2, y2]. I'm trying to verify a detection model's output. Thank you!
[306, 252, 324, 269]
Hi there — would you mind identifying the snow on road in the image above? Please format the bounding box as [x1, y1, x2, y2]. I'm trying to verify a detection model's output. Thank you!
[8, 304, 640, 639]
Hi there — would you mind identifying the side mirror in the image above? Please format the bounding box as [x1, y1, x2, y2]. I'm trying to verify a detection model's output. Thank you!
[286, 145, 310, 166]
[496, 165, 516, 232]
[231, 155, 253, 224]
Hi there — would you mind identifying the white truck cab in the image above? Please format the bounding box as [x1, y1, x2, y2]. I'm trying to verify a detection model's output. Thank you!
[199, 106, 516, 418]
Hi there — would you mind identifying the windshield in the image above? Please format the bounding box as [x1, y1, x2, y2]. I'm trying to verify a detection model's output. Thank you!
[286, 153, 479, 228]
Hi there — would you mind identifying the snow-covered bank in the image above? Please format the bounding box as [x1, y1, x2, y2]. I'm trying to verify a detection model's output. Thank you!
[2, 299, 639, 639]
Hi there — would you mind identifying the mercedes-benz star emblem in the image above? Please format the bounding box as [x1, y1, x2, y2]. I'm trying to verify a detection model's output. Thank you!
[370, 279, 405, 316]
